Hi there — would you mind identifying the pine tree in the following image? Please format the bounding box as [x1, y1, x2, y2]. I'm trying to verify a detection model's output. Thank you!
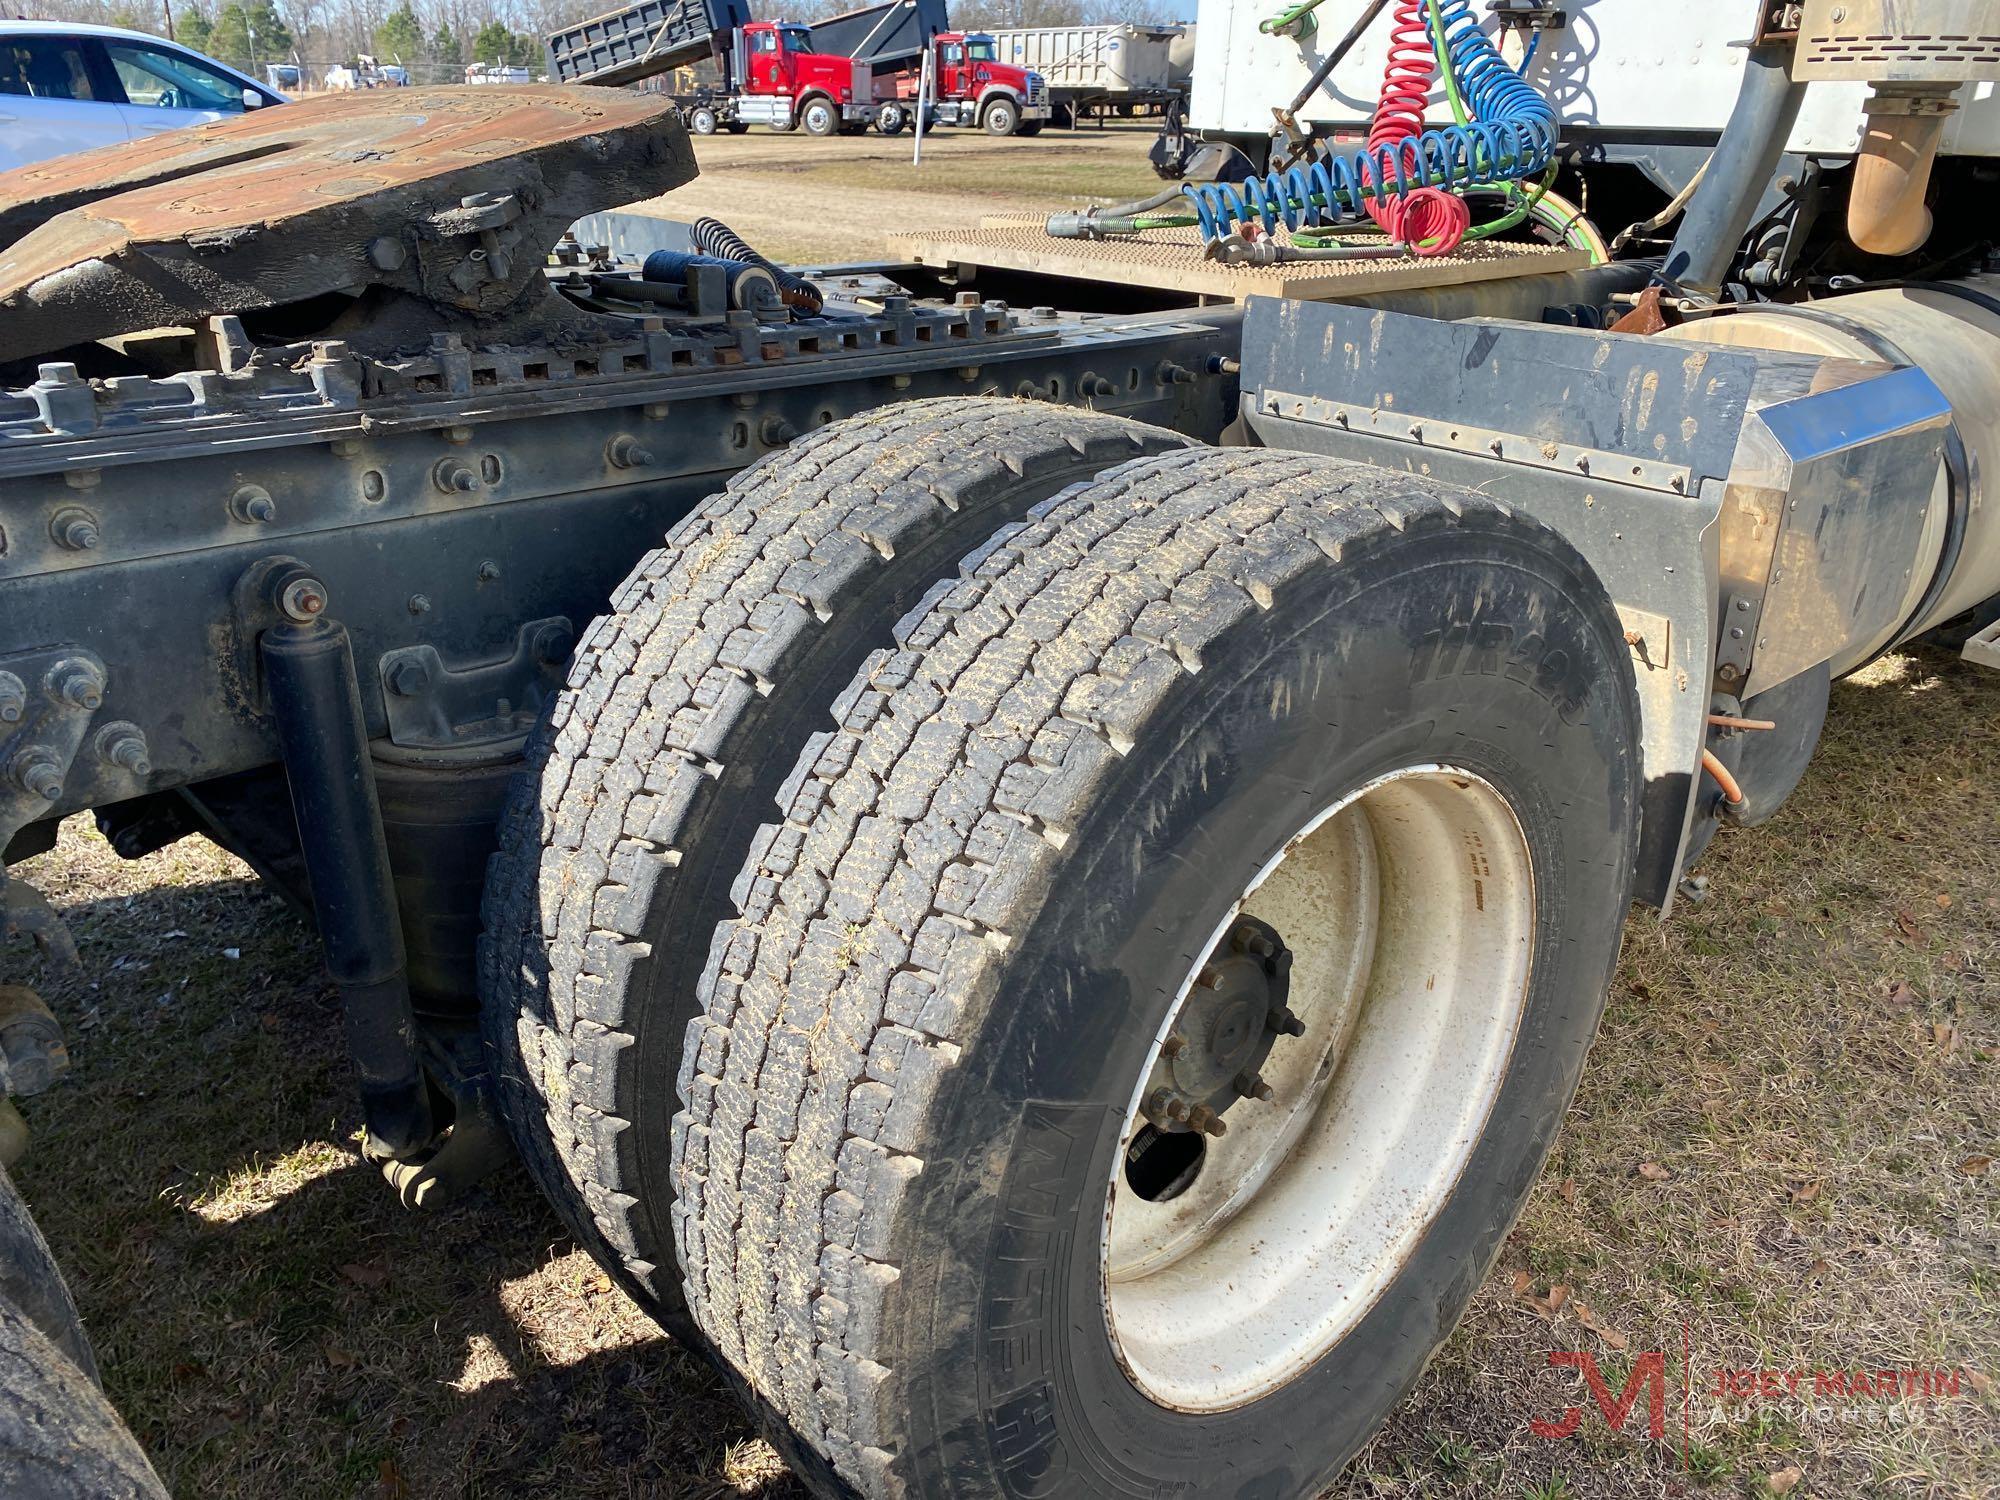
[472, 20, 512, 65]
[373, 4, 422, 63]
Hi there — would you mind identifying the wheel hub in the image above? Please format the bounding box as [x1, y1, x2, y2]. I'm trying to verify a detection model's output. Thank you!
[1142, 917, 1299, 1137]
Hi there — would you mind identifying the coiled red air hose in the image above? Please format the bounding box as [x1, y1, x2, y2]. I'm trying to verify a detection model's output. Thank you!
[1364, 0, 1471, 255]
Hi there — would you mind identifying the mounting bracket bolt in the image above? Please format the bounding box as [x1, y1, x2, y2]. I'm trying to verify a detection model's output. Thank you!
[278, 576, 328, 623]
[530, 622, 574, 666]
[229, 485, 277, 524]
[386, 660, 432, 698]
[0, 673, 23, 725]
[433, 459, 483, 494]
[93, 721, 150, 777]
[9, 747, 64, 803]
[606, 435, 655, 470]
[49, 507, 99, 551]
[44, 658, 103, 712]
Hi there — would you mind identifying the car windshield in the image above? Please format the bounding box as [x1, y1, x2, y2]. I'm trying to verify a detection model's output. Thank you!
[779, 26, 811, 51]
[965, 36, 996, 60]
[106, 42, 245, 110]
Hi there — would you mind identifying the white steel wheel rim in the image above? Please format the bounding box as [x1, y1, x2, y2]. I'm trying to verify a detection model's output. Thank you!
[1101, 765, 1537, 1412]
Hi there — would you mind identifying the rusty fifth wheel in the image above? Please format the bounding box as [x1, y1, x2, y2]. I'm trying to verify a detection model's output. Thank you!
[673, 448, 1642, 1497]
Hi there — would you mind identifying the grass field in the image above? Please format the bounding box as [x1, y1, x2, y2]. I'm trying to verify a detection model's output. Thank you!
[626, 123, 1167, 264]
[13, 655, 1996, 1500]
[5, 130, 1998, 1500]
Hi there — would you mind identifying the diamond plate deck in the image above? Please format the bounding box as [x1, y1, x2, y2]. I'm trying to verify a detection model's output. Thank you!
[886, 220, 1588, 302]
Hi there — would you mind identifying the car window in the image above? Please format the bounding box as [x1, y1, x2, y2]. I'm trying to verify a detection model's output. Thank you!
[751, 30, 777, 53]
[942, 43, 963, 64]
[0, 36, 98, 100]
[105, 41, 246, 110]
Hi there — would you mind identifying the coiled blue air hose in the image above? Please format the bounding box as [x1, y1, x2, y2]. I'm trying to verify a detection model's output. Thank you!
[1180, 0, 1556, 241]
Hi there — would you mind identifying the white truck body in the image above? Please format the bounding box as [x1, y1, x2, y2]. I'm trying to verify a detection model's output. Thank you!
[990, 23, 1180, 99]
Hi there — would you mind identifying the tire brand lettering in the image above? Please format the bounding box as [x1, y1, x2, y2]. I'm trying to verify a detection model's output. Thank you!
[1411, 619, 1588, 726]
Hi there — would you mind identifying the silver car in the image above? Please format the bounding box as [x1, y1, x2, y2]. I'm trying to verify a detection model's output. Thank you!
[0, 19, 285, 174]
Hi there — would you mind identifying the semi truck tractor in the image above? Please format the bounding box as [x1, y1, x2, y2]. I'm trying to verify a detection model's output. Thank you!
[2, 0, 1998, 1491]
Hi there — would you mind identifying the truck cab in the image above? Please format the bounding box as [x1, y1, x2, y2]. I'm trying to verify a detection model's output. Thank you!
[906, 30, 1049, 135]
[736, 18, 870, 134]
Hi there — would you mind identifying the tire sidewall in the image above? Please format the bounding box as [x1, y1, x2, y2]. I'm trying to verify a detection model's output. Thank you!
[983, 97, 1018, 135]
[893, 520, 1640, 1496]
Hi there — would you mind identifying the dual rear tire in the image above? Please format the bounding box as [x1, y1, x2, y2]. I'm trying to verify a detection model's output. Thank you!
[484, 412, 1643, 1496]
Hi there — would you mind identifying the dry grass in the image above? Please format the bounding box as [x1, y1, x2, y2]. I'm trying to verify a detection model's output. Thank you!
[623, 123, 1168, 265]
[5, 645, 1993, 1498]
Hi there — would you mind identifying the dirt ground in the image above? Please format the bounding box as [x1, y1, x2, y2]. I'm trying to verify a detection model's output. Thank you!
[623, 122, 1166, 265]
[5, 128, 1998, 1500]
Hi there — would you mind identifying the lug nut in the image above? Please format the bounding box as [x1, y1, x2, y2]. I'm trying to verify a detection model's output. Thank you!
[45, 658, 104, 712]
[49, 507, 99, 551]
[278, 576, 327, 623]
[0, 672, 24, 724]
[93, 721, 150, 777]
[1160, 1032, 1188, 1060]
[1187, 1104, 1227, 1138]
[1232, 925, 1276, 958]
[1235, 1071, 1275, 1102]
[1195, 964, 1222, 990]
[1267, 1006, 1305, 1037]
[10, 748, 64, 802]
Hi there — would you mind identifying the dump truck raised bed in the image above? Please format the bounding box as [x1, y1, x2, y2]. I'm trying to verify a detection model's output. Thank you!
[549, 0, 1047, 137]
[3, 0, 2000, 1488]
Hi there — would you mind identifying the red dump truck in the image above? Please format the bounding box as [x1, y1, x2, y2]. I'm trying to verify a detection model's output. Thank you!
[547, 0, 1049, 137]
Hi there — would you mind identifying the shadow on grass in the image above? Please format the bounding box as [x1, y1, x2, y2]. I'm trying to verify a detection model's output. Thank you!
[4, 862, 801, 1500]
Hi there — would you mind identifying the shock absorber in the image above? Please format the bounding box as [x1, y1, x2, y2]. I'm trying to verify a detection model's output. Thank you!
[1181, 0, 1555, 242]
